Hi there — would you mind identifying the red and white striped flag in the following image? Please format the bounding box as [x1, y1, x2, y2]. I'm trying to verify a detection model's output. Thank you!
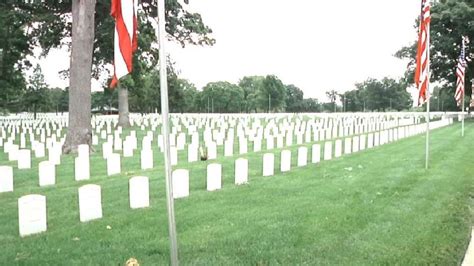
[110, 0, 138, 88]
[414, 0, 431, 106]
[454, 37, 468, 107]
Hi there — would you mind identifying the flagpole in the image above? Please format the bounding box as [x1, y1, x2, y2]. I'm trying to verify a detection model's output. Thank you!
[425, 36, 430, 170]
[425, 91, 430, 169]
[462, 93, 465, 137]
[156, 0, 179, 265]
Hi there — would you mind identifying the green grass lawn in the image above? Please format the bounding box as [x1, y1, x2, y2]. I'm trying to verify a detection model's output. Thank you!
[0, 122, 473, 265]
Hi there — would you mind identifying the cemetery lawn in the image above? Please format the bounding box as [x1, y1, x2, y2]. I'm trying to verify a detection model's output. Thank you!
[1, 122, 473, 265]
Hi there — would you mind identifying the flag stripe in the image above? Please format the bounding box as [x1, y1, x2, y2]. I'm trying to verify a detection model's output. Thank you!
[454, 37, 468, 107]
[110, 0, 138, 88]
[415, 0, 431, 106]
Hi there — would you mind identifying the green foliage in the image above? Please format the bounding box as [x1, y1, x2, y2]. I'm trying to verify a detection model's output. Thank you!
[23, 0, 215, 84]
[396, 0, 474, 110]
[285, 84, 304, 112]
[200, 81, 244, 113]
[0, 3, 35, 112]
[258, 75, 286, 112]
[24, 64, 51, 117]
[343, 78, 412, 112]
[238, 76, 263, 113]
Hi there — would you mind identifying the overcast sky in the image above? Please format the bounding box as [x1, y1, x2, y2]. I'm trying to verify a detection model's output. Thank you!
[37, 0, 420, 101]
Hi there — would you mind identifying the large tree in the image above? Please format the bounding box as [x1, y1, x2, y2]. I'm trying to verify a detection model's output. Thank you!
[25, 0, 214, 153]
[0, 3, 35, 113]
[396, 0, 473, 110]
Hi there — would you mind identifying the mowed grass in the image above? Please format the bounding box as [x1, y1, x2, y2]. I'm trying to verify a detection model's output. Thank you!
[0, 122, 473, 265]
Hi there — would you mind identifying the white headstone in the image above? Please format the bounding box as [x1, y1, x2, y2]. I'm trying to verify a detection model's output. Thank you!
[48, 145, 61, 165]
[75, 156, 90, 181]
[8, 144, 19, 161]
[311, 144, 321, 163]
[253, 138, 262, 152]
[207, 163, 222, 191]
[187, 144, 198, 163]
[374, 132, 380, 146]
[367, 133, 374, 148]
[276, 135, 284, 148]
[0, 166, 13, 193]
[171, 146, 178, 166]
[207, 142, 217, 160]
[235, 158, 248, 185]
[323, 141, 332, 161]
[18, 194, 47, 237]
[266, 137, 274, 150]
[352, 136, 360, 153]
[263, 153, 275, 177]
[78, 184, 103, 222]
[172, 169, 189, 199]
[129, 176, 150, 209]
[239, 138, 248, 154]
[77, 144, 89, 158]
[34, 143, 45, 158]
[224, 140, 233, 157]
[107, 153, 121, 176]
[297, 147, 308, 167]
[176, 133, 186, 150]
[359, 135, 366, 151]
[102, 142, 113, 159]
[334, 139, 342, 158]
[39, 161, 55, 187]
[344, 138, 352, 154]
[17, 149, 31, 169]
[280, 150, 291, 172]
[140, 149, 153, 170]
[114, 136, 122, 151]
[123, 140, 134, 157]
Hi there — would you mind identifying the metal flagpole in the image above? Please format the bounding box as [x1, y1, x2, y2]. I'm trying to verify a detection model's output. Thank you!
[425, 33, 431, 170]
[156, 0, 179, 265]
[462, 92, 465, 137]
[425, 92, 430, 169]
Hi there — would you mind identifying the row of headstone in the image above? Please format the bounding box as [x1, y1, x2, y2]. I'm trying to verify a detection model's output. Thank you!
[18, 176, 151, 237]
[1, 116, 453, 193]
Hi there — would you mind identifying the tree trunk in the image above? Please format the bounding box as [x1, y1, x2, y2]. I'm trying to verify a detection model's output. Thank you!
[117, 85, 131, 128]
[33, 104, 37, 120]
[62, 0, 96, 154]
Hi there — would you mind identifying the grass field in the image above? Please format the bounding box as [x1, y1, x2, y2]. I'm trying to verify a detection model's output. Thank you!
[0, 121, 473, 265]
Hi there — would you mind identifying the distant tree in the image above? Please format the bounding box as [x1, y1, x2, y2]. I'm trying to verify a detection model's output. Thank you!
[353, 78, 412, 111]
[48, 87, 68, 114]
[238, 76, 263, 113]
[258, 75, 286, 112]
[326, 90, 338, 112]
[181, 80, 200, 113]
[25, 64, 50, 119]
[285, 84, 304, 112]
[201, 81, 244, 113]
[301, 98, 321, 112]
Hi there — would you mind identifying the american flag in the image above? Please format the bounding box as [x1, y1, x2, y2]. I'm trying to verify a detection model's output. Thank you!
[414, 0, 431, 106]
[110, 0, 138, 88]
[454, 37, 468, 107]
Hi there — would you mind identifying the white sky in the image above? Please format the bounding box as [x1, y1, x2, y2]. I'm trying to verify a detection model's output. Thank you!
[37, 0, 421, 101]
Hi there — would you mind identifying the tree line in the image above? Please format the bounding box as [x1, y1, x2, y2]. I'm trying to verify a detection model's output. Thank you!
[0, 0, 471, 152]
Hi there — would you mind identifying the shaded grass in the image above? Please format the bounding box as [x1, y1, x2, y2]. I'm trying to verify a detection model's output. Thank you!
[0, 122, 473, 265]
